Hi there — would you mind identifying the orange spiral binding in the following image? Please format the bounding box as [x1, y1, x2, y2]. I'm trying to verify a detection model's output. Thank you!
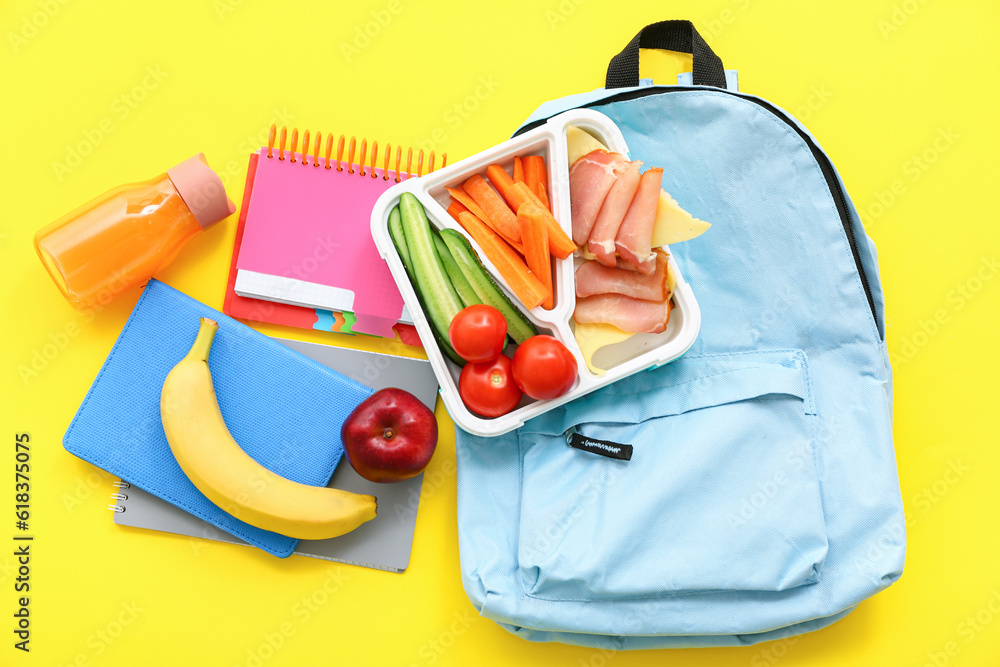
[265, 125, 441, 181]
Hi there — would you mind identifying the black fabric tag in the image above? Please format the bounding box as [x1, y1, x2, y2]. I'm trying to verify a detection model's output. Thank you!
[567, 432, 633, 461]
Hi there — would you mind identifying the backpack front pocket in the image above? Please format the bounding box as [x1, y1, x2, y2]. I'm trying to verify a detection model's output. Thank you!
[516, 349, 828, 601]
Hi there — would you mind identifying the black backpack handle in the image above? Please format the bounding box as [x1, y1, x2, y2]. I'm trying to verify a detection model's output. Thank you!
[606, 20, 727, 89]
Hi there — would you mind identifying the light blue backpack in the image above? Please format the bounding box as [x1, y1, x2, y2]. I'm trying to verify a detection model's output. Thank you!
[454, 21, 905, 648]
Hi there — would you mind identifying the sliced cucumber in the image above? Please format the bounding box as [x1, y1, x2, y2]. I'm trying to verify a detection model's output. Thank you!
[440, 228, 538, 344]
[387, 206, 412, 268]
[388, 204, 464, 364]
[397, 193, 466, 365]
[432, 232, 481, 309]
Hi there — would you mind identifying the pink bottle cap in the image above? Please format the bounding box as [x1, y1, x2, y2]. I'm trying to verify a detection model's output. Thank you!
[166, 153, 236, 229]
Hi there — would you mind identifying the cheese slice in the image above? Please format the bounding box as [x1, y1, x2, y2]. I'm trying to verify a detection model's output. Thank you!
[573, 322, 634, 376]
[566, 126, 609, 166]
[651, 190, 711, 247]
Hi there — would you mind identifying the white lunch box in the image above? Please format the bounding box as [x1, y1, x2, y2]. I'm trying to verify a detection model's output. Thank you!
[370, 109, 700, 437]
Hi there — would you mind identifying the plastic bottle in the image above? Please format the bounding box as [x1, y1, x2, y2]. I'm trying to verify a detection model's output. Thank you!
[34, 154, 235, 310]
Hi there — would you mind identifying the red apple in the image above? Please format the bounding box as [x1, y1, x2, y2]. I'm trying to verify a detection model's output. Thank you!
[340, 388, 438, 483]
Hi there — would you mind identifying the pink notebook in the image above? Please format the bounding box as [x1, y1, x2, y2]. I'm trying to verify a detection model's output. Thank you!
[234, 127, 444, 337]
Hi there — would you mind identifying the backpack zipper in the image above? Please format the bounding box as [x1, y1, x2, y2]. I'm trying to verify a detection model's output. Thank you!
[514, 87, 880, 333]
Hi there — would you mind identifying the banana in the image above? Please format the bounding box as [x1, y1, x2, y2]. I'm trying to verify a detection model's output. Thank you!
[160, 318, 377, 540]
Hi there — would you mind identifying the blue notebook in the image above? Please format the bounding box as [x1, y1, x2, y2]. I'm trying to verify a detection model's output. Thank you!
[64, 279, 373, 557]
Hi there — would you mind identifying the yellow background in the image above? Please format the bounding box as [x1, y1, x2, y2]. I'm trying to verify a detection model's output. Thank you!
[1, 0, 998, 665]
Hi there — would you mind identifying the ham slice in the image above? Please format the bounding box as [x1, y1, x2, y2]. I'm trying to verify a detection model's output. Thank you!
[587, 160, 642, 266]
[569, 150, 626, 246]
[574, 294, 672, 334]
[615, 167, 663, 274]
[575, 253, 671, 302]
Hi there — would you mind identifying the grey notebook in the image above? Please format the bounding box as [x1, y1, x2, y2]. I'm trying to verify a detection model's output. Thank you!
[111, 338, 439, 573]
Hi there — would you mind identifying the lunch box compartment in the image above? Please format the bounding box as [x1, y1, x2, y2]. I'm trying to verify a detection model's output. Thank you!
[371, 109, 701, 436]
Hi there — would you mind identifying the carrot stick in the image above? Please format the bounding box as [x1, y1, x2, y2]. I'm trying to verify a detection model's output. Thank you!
[456, 211, 547, 310]
[446, 186, 489, 222]
[523, 155, 550, 210]
[486, 164, 526, 211]
[446, 200, 469, 223]
[462, 174, 521, 243]
[536, 181, 551, 211]
[512, 156, 524, 183]
[486, 166, 575, 260]
[450, 197, 524, 255]
[517, 201, 554, 309]
[513, 182, 576, 259]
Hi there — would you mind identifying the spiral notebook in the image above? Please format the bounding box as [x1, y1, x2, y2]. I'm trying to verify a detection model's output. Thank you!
[234, 126, 444, 338]
[109, 338, 440, 572]
[222, 150, 422, 347]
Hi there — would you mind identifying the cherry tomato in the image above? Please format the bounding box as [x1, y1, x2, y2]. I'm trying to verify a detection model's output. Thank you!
[448, 305, 508, 363]
[458, 355, 522, 418]
[511, 335, 578, 400]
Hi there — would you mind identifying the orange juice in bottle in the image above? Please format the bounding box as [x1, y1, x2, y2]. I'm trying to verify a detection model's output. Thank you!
[34, 154, 235, 309]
